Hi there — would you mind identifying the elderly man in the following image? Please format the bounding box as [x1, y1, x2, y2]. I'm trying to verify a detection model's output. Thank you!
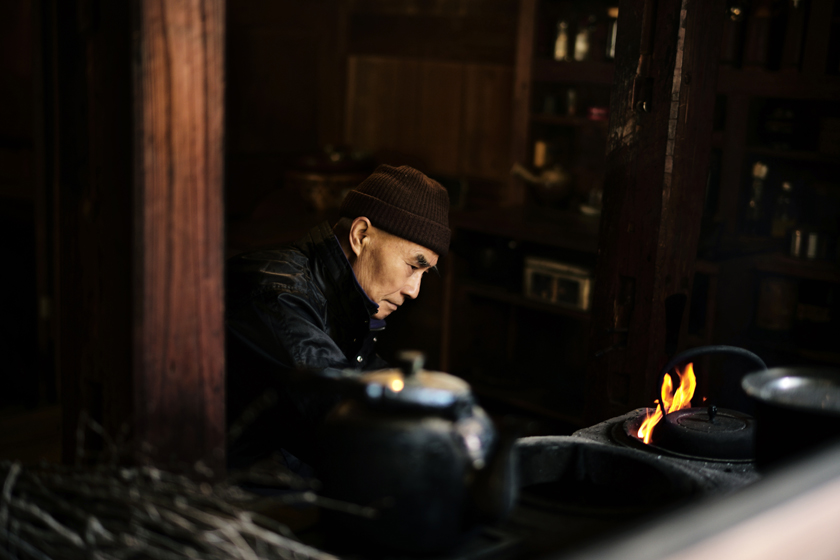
[225, 164, 450, 472]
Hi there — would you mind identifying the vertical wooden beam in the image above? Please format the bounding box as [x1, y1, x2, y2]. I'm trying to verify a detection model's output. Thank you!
[508, 0, 537, 206]
[584, 0, 725, 422]
[133, 0, 226, 473]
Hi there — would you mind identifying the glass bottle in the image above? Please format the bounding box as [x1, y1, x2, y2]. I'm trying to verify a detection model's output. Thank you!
[744, 162, 768, 234]
[574, 15, 595, 61]
[554, 20, 570, 61]
[771, 181, 797, 239]
[605, 6, 619, 60]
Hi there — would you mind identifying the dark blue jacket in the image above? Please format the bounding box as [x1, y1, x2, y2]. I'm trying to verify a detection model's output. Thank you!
[225, 222, 387, 469]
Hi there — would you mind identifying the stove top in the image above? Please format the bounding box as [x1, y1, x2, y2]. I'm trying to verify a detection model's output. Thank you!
[571, 408, 760, 493]
[329, 410, 761, 560]
[485, 409, 761, 560]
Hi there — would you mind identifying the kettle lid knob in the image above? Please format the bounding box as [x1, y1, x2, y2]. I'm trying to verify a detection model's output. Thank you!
[397, 350, 425, 378]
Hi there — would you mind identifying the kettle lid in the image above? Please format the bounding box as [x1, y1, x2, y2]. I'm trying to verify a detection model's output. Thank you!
[358, 351, 474, 411]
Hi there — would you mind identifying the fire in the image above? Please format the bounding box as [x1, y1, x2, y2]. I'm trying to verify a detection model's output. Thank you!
[637, 362, 697, 444]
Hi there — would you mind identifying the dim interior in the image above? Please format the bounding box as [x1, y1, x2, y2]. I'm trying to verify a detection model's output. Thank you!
[1, 0, 840, 558]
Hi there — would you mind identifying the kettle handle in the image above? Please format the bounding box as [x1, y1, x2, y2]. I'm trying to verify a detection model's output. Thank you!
[658, 345, 767, 418]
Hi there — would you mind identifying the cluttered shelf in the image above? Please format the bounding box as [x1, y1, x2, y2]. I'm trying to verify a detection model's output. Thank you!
[460, 281, 591, 321]
[717, 67, 840, 100]
[752, 252, 840, 283]
[744, 146, 840, 164]
[531, 58, 614, 85]
[451, 205, 600, 254]
[530, 113, 609, 128]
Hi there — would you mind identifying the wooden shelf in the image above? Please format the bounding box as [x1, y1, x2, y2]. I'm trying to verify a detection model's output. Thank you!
[717, 67, 840, 99]
[462, 282, 591, 321]
[744, 146, 840, 164]
[530, 113, 609, 127]
[753, 252, 840, 283]
[452, 205, 600, 254]
[531, 58, 615, 85]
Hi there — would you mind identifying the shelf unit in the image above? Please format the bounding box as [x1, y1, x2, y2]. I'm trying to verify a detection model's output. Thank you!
[701, 0, 840, 378]
[509, 0, 617, 207]
[441, 0, 616, 428]
[442, 206, 600, 428]
[442, 0, 840, 425]
[461, 281, 592, 322]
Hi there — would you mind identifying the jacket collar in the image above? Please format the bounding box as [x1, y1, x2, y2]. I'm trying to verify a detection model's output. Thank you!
[302, 221, 381, 329]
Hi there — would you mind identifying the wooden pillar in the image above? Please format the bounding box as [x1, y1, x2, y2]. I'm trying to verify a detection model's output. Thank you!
[132, 0, 226, 473]
[508, 0, 537, 207]
[584, 0, 725, 422]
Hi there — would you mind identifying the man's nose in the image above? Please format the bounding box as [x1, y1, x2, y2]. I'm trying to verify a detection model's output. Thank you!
[402, 273, 422, 300]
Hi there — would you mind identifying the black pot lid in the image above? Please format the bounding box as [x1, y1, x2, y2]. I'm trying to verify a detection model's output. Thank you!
[652, 406, 756, 461]
[742, 367, 840, 415]
[357, 351, 474, 411]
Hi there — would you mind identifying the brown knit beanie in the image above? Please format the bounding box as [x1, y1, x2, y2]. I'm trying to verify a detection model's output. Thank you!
[340, 165, 451, 256]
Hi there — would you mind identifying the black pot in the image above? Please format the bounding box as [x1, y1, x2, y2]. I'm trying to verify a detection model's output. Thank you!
[316, 351, 518, 554]
[651, 345, 766, 461]
[742, 367, 840, 470]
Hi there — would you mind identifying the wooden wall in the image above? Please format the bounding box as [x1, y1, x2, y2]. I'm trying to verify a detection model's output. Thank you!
[51, 0, 134, 463]
[345, 57, 512, 183]
[225, 0, 519, 220]
[0, 0, 47, 409]
[226, 1, 346, 219]
[343, 0, 517, 190]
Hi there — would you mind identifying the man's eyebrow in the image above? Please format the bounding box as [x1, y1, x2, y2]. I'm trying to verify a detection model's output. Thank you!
[414, 254, 439, 275]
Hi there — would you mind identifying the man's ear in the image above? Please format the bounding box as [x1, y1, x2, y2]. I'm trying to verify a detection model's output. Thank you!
[348, 217, 373, 258]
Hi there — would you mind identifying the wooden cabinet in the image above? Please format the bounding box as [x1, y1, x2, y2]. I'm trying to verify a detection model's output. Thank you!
[439, 0, 619, 429]
[440, 207, 599, 427]
[442, 0, 840, 424]
[509, 0, 616, 208]
[696, 0, 840, 382]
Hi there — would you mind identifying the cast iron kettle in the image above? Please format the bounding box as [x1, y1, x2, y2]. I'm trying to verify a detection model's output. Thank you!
[651, 345, 766, 461]
[316, 351, 518, 554]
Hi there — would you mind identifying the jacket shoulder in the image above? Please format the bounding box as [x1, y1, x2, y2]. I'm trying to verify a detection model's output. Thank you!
[227, 246, 324, 307]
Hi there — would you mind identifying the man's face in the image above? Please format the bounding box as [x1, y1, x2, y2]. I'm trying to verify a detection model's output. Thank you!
[351, 225, 439, 320]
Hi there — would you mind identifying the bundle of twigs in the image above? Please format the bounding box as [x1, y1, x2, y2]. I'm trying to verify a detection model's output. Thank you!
[0, 460, 356, 560]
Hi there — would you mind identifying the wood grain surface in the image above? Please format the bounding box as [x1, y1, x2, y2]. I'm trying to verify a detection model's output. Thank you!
[133, 0, 226, 475]
[584, 0, 726, 422]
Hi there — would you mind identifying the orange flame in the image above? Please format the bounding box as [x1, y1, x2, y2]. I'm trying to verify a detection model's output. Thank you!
[637, 362, 697, 444]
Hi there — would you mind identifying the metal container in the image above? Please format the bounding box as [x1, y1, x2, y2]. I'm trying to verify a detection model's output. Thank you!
[649, 345, 765, 462]
[317, 352, 518, 554]
[523, 257, 592, 310]
[742, 367, 840, 470]
[790, 229, 835, 260]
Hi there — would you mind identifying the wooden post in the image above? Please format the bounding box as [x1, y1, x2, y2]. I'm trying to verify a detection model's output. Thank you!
[508, 0, 537, 207]
[584, 0, 725, 422]
[132, 0, 226, 474]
